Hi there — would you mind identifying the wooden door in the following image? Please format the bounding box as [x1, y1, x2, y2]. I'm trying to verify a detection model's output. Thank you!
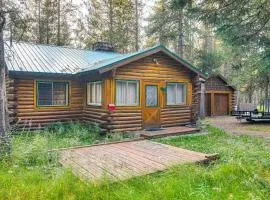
[205, 93, 211, 116]
[142, 81, 160, 128]
[214, 93, 229, 115]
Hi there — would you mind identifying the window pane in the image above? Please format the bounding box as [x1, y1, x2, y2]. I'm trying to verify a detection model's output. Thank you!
[91, 83, 96, 103]
[53, 82, 68, 106]
[146, 85, 158, 107]
[87, 83, 91, 105]
[116, 81, 127, 105]
[87, 82, 102, 105]
[176, 84, 182, 104]
[127, 82, 138, 105]
[37, 82, 52, 106]
[167, 84, 175, 105]
[96, 82, 102, 105]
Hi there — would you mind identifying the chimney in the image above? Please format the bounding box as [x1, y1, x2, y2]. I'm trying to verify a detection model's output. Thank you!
[92, 41, 116, 52]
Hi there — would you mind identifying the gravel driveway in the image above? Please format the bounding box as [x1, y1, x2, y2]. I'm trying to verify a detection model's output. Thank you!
[207, 116, 270, 138]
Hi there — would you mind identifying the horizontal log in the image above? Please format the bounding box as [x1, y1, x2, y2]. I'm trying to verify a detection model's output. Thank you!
[111, 116, 142, 121]
[161, 119, 191, 125]
[17, 110, 81, 116]
[161, 111, 191, 116]
[162, 116, 191, 122]
[110, 113, 142, 117]
[110, 120, 142, 125]
[84, 107, 106, 113]
[83, 113, 102, 120]
[18, 117, 78, 124]
[81, 117, 106, 124]
[113, 109, 142, 113]
[18, 113, 82, 120]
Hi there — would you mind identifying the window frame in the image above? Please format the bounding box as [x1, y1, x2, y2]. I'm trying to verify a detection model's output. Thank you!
[115, 79, 140, 107]
[35, 80, 70, 108]
[86, 81, 103, 106]
[166, 82, 188, 106]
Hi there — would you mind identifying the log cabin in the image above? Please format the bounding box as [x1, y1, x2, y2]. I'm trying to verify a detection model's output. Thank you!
[205, 74, 236, 116]
[5, 41, 208, 132]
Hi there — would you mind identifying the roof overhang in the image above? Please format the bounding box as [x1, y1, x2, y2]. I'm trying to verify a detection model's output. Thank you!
[98, 45, 207, 79]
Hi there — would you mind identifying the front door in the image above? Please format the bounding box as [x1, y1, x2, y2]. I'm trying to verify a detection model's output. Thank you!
[143, 81, 160, 128]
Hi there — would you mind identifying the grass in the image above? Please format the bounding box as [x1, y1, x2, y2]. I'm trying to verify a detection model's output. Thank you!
[0, 123, 270, 199]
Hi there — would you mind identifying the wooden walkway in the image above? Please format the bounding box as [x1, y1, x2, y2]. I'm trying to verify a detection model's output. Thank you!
[139, 126, 199, 139]
[59, 140, 216, 181]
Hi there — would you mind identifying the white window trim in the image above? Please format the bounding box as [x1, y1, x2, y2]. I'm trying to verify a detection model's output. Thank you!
[87, 81, 102, 106]
[115, 80, 140, 106]
[166, 82, 187, 106]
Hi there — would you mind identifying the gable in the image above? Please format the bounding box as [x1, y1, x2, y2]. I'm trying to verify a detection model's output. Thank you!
[115, 52, 195, 81]
[97, 46, 206, 79]
[206, 76, 235, 91]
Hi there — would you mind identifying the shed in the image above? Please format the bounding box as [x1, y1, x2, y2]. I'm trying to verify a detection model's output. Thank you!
[5, 41, 207, 132]
[205, 74, 236, 116]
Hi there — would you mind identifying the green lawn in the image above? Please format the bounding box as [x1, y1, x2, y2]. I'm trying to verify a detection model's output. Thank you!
[0, 123, 270, 199]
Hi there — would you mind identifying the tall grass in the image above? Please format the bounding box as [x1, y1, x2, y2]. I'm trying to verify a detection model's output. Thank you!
[0, 124, 270, 199]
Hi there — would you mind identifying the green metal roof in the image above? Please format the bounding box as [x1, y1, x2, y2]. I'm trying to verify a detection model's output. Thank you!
[5, 41, 122, 74]
[5, 41, 206, 77]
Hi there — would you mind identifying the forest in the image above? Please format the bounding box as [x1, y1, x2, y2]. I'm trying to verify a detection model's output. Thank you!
[2, 0, 270, 104]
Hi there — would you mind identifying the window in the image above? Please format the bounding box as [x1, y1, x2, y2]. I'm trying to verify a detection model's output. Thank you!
[167, 82, 187, 105]
[87, 81, 102, 106]
[146, 85, 158, 107]
[37, 81, 69, 107]
[115, 80, 139, 106]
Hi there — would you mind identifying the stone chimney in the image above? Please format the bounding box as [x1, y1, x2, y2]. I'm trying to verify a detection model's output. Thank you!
[92, 42, 116, 52]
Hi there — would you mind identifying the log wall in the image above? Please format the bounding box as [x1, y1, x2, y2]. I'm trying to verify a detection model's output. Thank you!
[11, 78, 83, 130]
[6, 77, 16, 125]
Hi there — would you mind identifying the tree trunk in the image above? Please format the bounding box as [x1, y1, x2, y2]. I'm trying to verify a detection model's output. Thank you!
[0, 0, 11, 159]
[265, 75, 269, 100]
[57, 0, 61, 45]
[38, 0, 42, 43]
[108, 0, 113, 44]
[134, 0, 139, 51]
[178, 9, 184, 57]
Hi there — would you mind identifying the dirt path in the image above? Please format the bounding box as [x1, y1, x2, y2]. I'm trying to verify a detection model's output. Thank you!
[207, 116, 270, 138]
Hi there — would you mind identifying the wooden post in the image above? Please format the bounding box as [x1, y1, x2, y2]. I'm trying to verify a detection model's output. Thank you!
[199, 78, 206, 119]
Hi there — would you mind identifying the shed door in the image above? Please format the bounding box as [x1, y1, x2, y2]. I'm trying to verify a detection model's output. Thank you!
[205, 93, 211, 116]
[214, 94, 229, 115]
[143, 81, 160, 128]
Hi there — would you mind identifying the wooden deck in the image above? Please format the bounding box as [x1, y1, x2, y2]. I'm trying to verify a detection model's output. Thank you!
[59, 140, 216, 181]
[139, 126, 199, 139]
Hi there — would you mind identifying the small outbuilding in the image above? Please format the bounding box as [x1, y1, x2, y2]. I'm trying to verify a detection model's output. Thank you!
[205, 74, 236, 116]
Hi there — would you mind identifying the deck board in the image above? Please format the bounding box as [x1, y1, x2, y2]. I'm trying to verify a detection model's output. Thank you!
[59, 140, 215, 181]
[138, 126, 199, 138]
